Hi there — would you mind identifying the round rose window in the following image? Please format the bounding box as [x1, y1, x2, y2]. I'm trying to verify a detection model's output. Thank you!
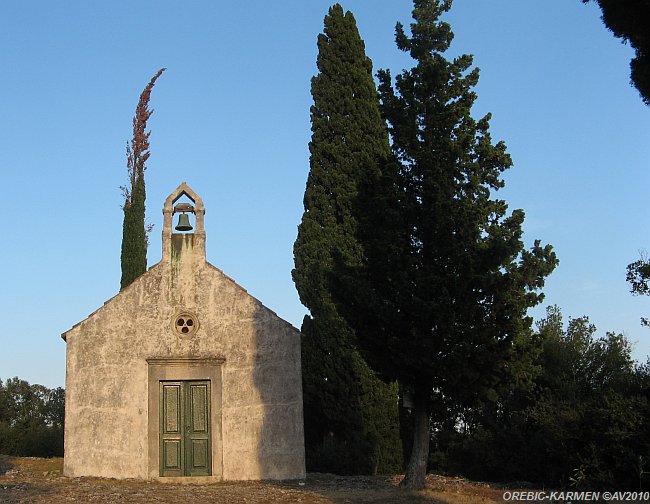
[174, 312, 198, 335]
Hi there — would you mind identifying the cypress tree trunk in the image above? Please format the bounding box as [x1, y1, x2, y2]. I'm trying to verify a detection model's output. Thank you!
[400, 387, 430, 490]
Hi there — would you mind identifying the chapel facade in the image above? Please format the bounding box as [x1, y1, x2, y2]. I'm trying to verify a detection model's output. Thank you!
[62, 183, 305, 481]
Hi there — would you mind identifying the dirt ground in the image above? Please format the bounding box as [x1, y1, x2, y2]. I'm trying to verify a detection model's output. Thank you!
[0, 455, 508, 503]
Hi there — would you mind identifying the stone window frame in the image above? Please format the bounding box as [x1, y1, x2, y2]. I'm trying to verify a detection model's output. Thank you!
[173, 312, 199, 336]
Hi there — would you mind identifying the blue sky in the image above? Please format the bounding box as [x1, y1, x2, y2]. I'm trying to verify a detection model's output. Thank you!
[1, 1, 648, 388]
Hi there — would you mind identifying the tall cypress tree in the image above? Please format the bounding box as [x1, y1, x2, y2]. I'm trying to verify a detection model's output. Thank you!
[582, 0, 650, 105]
[120, 68, 165, 290]
[292, 4, 402, 474]
[332, 0, 558, 489]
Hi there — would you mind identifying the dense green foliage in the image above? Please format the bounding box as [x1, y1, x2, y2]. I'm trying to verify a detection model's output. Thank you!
[0, 378, 64, 457]
[583, 0, 650, 104]
[431, 306, 650, 490]
[120, 68, 165, 290]
[121, 175, 147, 290]
[331, 0, 557, 489]
[627, 253, 650, 326]
[292, 4, 402, 475]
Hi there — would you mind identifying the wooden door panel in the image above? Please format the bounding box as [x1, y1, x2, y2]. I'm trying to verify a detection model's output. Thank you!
[160, 382, 183, 477]
[162, 439, 181, 470]
[163, 384, 181, 433]
[159, 380, 211, 477]
[189, 384, 208, 432]
[186, 382, 211, 476]
[189, 439, 209, 471]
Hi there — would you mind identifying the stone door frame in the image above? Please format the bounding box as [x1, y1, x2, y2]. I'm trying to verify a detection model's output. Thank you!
[147, 357, 224, 481]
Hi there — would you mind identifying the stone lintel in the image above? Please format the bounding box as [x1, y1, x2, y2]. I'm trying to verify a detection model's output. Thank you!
[146, 357, 226, 367]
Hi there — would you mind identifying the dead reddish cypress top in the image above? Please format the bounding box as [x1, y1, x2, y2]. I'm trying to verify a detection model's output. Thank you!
[124, 67, 166, 207]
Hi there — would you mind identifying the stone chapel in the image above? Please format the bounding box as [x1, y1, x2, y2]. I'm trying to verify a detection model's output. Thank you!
[61, 183, 305, 481]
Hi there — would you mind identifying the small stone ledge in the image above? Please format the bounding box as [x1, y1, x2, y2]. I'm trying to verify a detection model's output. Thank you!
[146, 357, 226, 367]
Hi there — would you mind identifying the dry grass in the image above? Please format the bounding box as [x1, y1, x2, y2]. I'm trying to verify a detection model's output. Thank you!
[0, 456, 509, 503]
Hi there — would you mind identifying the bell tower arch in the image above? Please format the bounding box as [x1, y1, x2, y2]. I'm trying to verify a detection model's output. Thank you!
[161, 182, 206, 265]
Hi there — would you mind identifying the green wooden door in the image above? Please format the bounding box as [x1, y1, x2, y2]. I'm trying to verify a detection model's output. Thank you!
[160, 380, 211, 477]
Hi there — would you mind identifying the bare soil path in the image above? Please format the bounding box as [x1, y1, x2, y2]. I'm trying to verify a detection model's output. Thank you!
[0, 456, 506, 503]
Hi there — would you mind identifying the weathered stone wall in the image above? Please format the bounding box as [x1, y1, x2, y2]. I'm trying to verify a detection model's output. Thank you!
[63, 185, 305, 480]
[63, 266, 162, 479]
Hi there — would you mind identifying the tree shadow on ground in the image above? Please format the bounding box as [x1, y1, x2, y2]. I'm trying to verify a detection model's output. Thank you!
[270, 473, 441, 503]
[0, 454, 14, 476]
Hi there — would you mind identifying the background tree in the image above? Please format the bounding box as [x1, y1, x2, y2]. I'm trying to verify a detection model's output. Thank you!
[120, 68, 166, 290]
[332, 0, 557, 489]
[583, 0, 650, 105]
[0, 378, 64, 457]
[583, 0, 650, 350]
[627, 252, 650, 326]
[527, 311, 644, 488]
[292, 4, 402, 474]
[431, 306, 650, 490]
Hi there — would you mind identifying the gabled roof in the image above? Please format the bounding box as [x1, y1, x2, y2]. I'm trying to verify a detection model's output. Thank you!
[61, 260, 299, 342]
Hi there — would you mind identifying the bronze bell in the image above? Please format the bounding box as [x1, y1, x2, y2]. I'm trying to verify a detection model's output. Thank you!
[175, 213, 193, 231]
